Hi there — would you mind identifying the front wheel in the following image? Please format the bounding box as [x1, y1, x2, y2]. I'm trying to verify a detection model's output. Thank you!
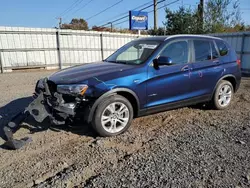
[212, 80, 234, 110]
[92, 95, 133, 137]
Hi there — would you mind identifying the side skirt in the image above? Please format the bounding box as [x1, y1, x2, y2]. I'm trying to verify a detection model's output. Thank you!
[138, 94, 211, 117]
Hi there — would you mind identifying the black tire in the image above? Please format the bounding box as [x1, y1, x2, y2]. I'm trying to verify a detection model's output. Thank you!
[212, 80, 234, 110]
[91, 95, 134, 137]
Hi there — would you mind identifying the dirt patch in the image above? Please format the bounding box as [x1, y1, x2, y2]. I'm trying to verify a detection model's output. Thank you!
[0, 71, 249, 188]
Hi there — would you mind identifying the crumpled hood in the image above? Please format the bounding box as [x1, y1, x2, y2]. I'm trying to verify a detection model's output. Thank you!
[48, 61, 135, 85]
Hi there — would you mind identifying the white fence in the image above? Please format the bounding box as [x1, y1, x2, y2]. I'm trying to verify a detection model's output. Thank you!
[0, 27, 141, 72]
[0, 27, 249, 74]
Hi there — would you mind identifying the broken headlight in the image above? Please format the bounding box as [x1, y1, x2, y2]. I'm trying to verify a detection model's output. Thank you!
[35, 78, 45, 94]
[36, 78, 45, 89]
[57, 84, 88, 96]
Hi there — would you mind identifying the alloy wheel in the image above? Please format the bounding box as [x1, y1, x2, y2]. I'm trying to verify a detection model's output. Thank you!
[101, 102, 130, 133]
[218, 84, 232, 107]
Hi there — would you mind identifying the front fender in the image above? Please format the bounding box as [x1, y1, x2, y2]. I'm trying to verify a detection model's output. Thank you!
[87, 88, 140, 123]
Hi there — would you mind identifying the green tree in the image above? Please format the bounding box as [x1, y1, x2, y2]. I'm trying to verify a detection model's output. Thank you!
[61, 18, 89, 30]
[246, 25, 250, 31]
[147, 27, 166, 35]
[163, 6, 201, 35]
[204, 0, 244, 33]
[151, 0, 245, 36]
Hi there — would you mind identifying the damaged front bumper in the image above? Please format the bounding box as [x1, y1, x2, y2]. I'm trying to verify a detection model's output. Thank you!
[28, 92, 77, 124]
[3, 78, 85, 150]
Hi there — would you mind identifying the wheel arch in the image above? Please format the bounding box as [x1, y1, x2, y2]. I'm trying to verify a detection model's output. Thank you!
[87, 88, 140, 123]
[212, 74, 237, 98]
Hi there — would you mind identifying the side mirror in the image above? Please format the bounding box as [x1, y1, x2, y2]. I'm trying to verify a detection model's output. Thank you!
[157, 56, 173, 66]
[153, 56, 173, 69]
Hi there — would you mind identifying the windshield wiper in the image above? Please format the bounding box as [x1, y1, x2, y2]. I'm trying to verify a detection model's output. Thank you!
[105, 60, 129, 64]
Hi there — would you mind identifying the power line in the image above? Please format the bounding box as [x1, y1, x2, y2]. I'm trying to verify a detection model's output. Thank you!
[113, 19, 129, 26]
[138, 0, 167, 11]
[67, 0, 95, 18]
[86, 0, 123, 21]
[148, 0, 180, 13]
[99, 0, 171, 27]
[99, 1, 155, 27]
[99, 1, 158, 27]
[58, 0, 84, 17]
[96, 0, 152, 26]
[100, 15, 128, 27]
[113, 0, 180, 27]
[176, 2, 197, 7]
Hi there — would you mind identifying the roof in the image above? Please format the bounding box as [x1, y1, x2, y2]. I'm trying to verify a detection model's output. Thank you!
[137, 34, 222, 42]
[137, 36, 168, 41]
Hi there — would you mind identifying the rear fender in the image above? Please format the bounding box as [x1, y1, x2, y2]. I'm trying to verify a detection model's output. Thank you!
[211, 74, 237, 99]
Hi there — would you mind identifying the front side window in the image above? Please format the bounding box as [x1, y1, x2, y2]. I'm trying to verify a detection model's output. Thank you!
[160, 41, 188, 65]
[106, 40, 161, 65]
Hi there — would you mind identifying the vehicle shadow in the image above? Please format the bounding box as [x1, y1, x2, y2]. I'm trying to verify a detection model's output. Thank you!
[189, 103, 212, 110]
[242, 73, 250, 78]
[0, 97, 98, 149]
[0, 96, 33, 140]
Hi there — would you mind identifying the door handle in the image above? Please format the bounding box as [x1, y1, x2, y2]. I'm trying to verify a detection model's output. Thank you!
[181, 65, 189, 71]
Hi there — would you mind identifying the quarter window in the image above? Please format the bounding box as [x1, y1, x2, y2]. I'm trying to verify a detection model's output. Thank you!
[216, 40, 229, 56]
[160, 41, 188, 65]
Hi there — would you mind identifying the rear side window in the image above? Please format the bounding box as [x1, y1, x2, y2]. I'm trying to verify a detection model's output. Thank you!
[193, 40, 219, 61]
[216, 40, 229, 56]
[211, 42, 219, 59]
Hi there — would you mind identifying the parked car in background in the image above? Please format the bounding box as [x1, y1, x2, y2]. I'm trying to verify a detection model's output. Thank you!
[33, 35, 241, 136]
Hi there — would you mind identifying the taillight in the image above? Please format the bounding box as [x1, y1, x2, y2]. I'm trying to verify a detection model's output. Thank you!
[236, 59, 241, 67]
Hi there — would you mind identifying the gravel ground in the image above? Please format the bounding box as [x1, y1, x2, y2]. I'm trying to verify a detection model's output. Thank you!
[0, 70, 249, 188]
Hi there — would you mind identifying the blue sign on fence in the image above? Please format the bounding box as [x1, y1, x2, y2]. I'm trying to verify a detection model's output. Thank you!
[129, 10, 148, 30]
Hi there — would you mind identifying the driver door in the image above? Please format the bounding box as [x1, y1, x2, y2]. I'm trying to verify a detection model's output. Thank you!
[146, 40, 193, 109]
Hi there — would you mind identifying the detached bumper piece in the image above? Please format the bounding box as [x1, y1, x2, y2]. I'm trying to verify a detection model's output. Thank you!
[3, 78, 77, 150]
[3, 111, 32, 150]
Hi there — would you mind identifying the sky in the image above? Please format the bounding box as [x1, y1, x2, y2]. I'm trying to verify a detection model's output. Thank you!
[0, 0, 249, 29]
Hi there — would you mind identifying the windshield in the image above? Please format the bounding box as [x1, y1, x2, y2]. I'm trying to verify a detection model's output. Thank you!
[105, 40, 161, 65]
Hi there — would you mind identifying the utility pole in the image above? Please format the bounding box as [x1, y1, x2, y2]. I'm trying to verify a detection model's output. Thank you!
[108, 22, 113, 32]
[154, 0, 158, 30]
[56, 18, 62, 68]
[57, 17, 62, 29]
[198, 0, 204, 27]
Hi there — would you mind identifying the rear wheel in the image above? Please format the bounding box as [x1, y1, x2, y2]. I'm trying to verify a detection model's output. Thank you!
[212, 80, 234, 110]
[92, 95, 133, 137]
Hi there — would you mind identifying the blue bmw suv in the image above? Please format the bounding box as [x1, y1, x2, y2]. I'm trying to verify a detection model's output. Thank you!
[33, 35, 241, 136]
